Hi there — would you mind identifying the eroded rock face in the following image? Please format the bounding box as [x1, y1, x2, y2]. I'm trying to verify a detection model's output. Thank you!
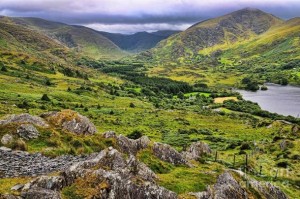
[41, 110, 96, 135]
[21, 188, 61, 199]
[17, 124, 40, 140]
[102, 132, 150, 155]
[190, 171, 248, 199]
[0, 114, 48, 127]
[20, 147, 177, 199]
[1, 134, 13, 145]
[152, 142, 188, 165]
[182, 141, 212, 161]
[191, 171, 288, 199]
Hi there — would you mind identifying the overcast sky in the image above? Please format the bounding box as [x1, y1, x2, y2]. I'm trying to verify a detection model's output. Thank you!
[0, 0, 300, 33]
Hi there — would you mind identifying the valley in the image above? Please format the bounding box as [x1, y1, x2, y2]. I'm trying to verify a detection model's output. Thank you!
[0, 6, 299, 199]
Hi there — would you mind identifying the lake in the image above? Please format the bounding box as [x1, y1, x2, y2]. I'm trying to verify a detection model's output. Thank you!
[237, 84, 300, 118]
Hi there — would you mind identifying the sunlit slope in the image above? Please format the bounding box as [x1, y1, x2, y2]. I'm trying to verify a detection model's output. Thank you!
[151, 8, 283, 62]
[2, 17, 126, 59]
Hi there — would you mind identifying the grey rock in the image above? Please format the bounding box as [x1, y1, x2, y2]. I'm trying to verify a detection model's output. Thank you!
[0, 114, 49, 127]
[41, 110, 96, 135]
[292, 125, 299, 134]
[21, 147, 176, 199]
[190, 171, 248, 199]
[182, 141, 212, 161]
[21, 188, 61, 199]
[0, 194, 22, 199]
[17, 124, 40, 140]
[11, 184, 24, 191]
[152, 142, 188, 165]
[1, 134, 13, 145]
[103, 132, 150, 155]
[117, 135, 150, 155]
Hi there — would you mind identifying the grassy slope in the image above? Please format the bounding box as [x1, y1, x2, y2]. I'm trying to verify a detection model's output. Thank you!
[3, 17, 126, 59]
[0, 13, 299, 198]
[148, 10, 300, 86]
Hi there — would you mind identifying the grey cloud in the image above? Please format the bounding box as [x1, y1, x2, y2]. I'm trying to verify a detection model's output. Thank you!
[1, 0, 300, 33]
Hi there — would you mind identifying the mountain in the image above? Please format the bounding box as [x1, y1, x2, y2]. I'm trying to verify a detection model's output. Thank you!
[147, 8, 300, 86]
[151, 8, 283, 61]
[99, 30, 180, 52]
[2, 17, 126, 59]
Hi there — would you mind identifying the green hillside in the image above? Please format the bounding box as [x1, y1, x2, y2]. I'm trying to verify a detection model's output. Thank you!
[2, 17, 126, 59]
[0, 9, 300, 199]
[99, 30, 180, 52]
[146, 9, 300, 87]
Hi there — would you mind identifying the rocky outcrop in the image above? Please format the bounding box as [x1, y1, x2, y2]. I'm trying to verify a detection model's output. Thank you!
[191, 171, 288, 199]
[103, 131, 150, 155]
[17, 124, 40, 140]
[0, 147, 92, 178]
[0, 114, 48, 127]
[19, 147, 177, 199]
[182, 141, 212, 161]
[1, 134, 13, 145]
[234, 170, 288, 199]
[190, 171, 248, 199]
[41, 110, 96, 135]
[152, 142, 188, 165]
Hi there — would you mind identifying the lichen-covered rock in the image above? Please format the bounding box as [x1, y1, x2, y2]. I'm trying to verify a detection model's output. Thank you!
[190, 171, 248, 199]
[102, 132, 150, 155]
[234, 170, 288, 199]
[0, 114, 48, 127]
[182, 141, 212, 161]
[21, 188, 61, 199]
[17, 124, 40, 140]
[0, 194, 21, 199]
[192, 171, 288, 199]
[1, 134, 13, 145]
[19, 147, 176, 199]
[41, 110, 96, 135]
[152, 142, 188, 165]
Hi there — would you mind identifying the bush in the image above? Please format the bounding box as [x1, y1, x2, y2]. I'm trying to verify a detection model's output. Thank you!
[41, 94, 51, 101]
[1, 66, 8, 72]
[277, 161, 289, 168]
[240, 142, 251, 150]
[129, 102, 135, 108]
[127, 130, 143, 140]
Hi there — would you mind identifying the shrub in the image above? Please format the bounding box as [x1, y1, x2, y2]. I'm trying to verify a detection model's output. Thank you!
[129, 102, 135, 108]
[277, 161, 289, 168]
[1, 66, 8, 72]
[127, 130, 143, 140]
[41, 94, 51, 101]
[240, 142, 251, 150]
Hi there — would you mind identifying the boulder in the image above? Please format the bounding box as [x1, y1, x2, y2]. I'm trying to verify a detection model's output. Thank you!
[190, 171, 248, 199]
[0, 114, 48, 127]
[41, 110, 96, 135]
[1, 134, 13, 145]
[182, 141, 212, 161]
[152, 142, 188, 165]
[102, 132, 150, 155]
[21, 188, 61, 199]
[17, 124, 40, 140]
[19, 147, 176, 199]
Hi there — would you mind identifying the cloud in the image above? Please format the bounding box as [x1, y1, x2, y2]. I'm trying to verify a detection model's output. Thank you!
[87, 23, 191, 34]
[1, 0, 300, 33]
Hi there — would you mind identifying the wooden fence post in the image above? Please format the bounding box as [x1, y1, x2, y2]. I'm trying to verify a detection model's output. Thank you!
[215, 151, 218, 162]
[233, 154, 236, 168]
[245, 154, 248, 172]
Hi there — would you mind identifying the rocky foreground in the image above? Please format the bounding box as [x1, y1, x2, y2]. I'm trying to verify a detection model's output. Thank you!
[0, 111, 289, 199]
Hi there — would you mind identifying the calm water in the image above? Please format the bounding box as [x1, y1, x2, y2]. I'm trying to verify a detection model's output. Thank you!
[237, 84, 300, 118]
